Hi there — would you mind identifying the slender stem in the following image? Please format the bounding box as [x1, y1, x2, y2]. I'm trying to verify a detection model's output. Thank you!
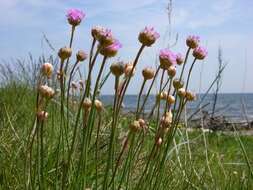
[95, 113, 102, 190]
[156, 70, 165, 128]
[82, 56, 108, 189]
[63, 48, 101, 187]
[179, 47, 191, 82]
[138, 66, 160, 115]
[136, 79, 146, 119]
[185, 58, 197, 91]
[39, 121, 44, 189]
[117, 45, 145, 113]
[103, 76, 119, 190]
[64, 25, 76, 74]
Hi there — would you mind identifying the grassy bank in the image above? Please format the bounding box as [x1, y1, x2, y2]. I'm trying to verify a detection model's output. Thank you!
[0, 84, 252, 189]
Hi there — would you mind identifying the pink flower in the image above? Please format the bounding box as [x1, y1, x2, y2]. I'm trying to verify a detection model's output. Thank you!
[193, 46, 208, 60]
[176, 53, 184, 65]
[98, 28, 114, 46]
[100, 40, 122, 57]
[186, 35, 200, 49]
[159, 49, 177, 69]
[138, 26, 160, 46]
[67, 9, 85, 26]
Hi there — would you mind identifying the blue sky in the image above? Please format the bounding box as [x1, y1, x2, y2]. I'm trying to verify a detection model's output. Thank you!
[0, 0, 252, 94]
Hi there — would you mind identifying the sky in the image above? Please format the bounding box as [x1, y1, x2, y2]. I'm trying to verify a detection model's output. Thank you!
[0, 0, 252, 94]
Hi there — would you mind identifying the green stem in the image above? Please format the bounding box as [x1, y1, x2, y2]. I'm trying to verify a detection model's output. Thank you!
[136, 79, 146, 119]
[138, 67, 160, 115]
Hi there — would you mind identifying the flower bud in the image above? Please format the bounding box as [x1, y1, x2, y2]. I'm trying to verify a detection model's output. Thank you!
[160, 91, 168, 100]
[161, 111, 173, 127]
[167, 66, 176, 78]
[95, 100, 103, 112]
[97, 28, 114, 47]
[193, 46, 208, 60]
[100, 40, 122, 57]
[129, 120, 140, 132]
[37, 111, 48, 121]
[110, 62, 124, 77]
[159, 49, 177, 70]
[138, 119, 146, 128]
[177, 88, 186, 98]
[58, 47, 72, 60]
[39, 85, 55, 99]
[185, 91, 196, 101]
[41, 62, 53, 78]
[176, 53, 184, 65]
[186, 35, 200, 49]
[82, 98, 92, 110]
[156, 137, 163, 146]
[66, 9, 85, 26]
[76, 50, 88, 62]
[167, 95, 175, 104]
[124, 63, 135, 77]
[91, 26, 104, 40]
[138, 26, 160, 47]
[142, 67, 155, 80]
[173, 79, 184, 90]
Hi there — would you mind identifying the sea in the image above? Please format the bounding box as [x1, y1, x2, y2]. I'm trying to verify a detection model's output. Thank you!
[101, 94, 253, 122]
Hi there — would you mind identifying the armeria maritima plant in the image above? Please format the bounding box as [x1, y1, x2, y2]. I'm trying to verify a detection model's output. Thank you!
[25, 8, 207, 190]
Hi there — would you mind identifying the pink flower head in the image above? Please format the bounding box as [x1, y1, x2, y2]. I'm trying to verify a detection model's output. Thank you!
[138, 26, 160, 46]
[176, 53, 184, 65]
[99, 28, 114, 46]
[193, 46, 208, 60]
[67, 9, 85, 26]
[100, 40, 122, 57]
[159, 49, 177, 69]
[186, 35, 200, 49]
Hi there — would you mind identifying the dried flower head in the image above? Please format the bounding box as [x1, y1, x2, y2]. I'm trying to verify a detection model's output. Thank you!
[66, 9, 85, 26]
[167, 66, 176, 78]
[129, 120, 141, 132]
[167, 95, 175, 104]
[79, 80, 85, 90]
[71, 82, 78, 90]
[82, 98, 92, 110]
[159, 49, 177, 69]
[41, 62, 53, 78]
[142, 67, 155, 80]
[37, 111, 48, 121]
[110, 62, 124, 77]
[177, 88, 186, 98]
[186, 35, 200, 49]
[91, 26, 104, 40]
[124, 63, 136, 77]
[95, 100, 103, 112]
[173, 79, 184, 89]
[138, 26, 160, 47]
[39, 85, 55, 99]
[161, 110, 173, 127]
[76, 50, 88, 62]
[193, 46, 208, 60]
[185, 91, 196, 101]
[58, 47, 72, 60]
[100, 40, 122, 57]
[176, 53, 184, 65]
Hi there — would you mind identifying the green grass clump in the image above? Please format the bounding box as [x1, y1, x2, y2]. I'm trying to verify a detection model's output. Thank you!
[0, 84, 252, 189]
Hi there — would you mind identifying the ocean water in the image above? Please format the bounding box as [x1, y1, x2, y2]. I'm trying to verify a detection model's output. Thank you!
[101, 94, 253, 122]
